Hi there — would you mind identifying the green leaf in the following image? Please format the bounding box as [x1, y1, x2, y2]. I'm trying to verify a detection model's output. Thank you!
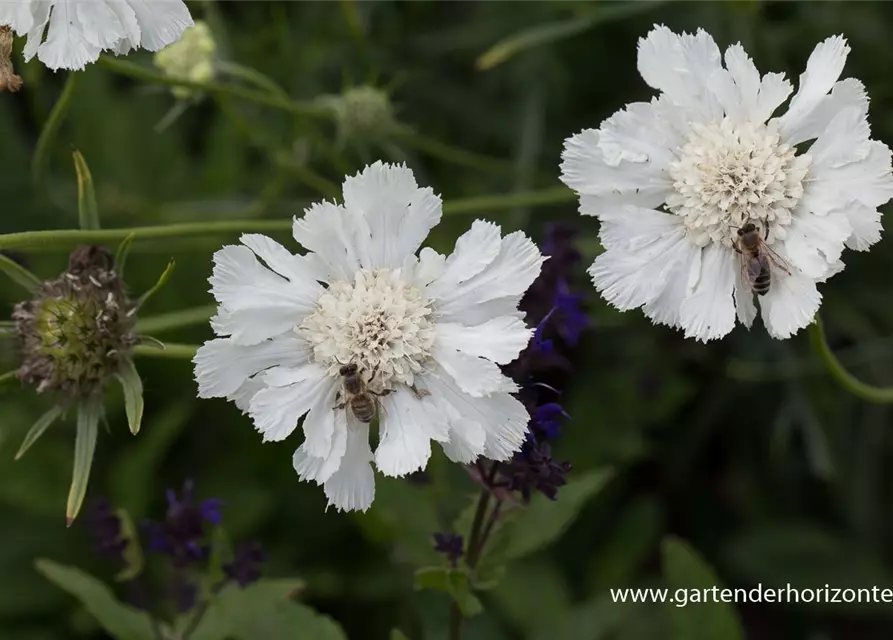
[662, 536, 745, 640]
[476, 2, 663, 70]
[414, 567, 484, 618]
[505, 468, 613, 559]
[66, 400, 101, 526]
[15, 405, 64, 461]
[114, 360, 144, 435]
[34, 559, 157, 640]
[115, 233, 136, 279]
[32, 72, 78, 184]
[389, 630, 411, 640]
[73, 150, 100, 230]
[189, 579, 343, 640]
[113, 509, 144, 582]
[0, 253, 41, 292]
[137, 259, 175, 309]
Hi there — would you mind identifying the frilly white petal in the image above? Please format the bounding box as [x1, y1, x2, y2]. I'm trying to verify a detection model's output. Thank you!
[678, 244, 737, 342]
[120, 0, 193, 52]
[247, 363, 329, 442]
[375, 387, 448, 477]
[322, 423, 375, 513]
[758, 267, 822, 340]
[435, 317, 532, 365]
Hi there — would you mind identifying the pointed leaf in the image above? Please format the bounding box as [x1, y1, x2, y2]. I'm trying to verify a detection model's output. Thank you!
[115, 233, 136, 279]
[189, 579, 339, 640]
[34, 559, 156, 640]
[505, 468, 613, 559]
[114, 509, 144, 582]
[137, 259, 175, 309]
[662, 536, 745, 640]
[16, 405, 64, 460]
[115, 360, 144, 435]
[0, 253, 41, 292]
[73, 150, 100, 230]
[66, 401, 101, 526]
[414, 567, 483, 618]
[32, 73, 78, 184]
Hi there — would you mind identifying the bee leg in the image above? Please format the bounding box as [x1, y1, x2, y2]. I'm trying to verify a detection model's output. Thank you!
[333, 391, 345, 411]
[732, 238, 742, 254]
[763, 223, 769, 241]
[410, 384, 431, 399]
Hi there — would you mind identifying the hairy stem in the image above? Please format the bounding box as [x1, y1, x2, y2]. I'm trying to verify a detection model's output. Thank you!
[132, 343, 198, 360]
[809, 316, 893, 403]
[137, 305, 217, 334]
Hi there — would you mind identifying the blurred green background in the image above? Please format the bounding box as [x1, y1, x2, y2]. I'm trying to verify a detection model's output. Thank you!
[4, 1, 893, 638]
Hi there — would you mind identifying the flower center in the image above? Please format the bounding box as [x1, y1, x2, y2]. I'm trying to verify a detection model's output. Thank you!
[298, 268, 435, 390]
[665, 119, 811, 247]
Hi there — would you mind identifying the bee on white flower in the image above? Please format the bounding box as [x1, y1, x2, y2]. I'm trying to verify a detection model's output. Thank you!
[194, 162, 545, 512]
[561, 25, 893, 341]
[0, 0, 193, 72]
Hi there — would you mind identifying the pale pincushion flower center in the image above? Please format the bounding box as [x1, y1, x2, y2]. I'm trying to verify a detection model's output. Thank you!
[665, 118, 811, 247]
[298, 269, 435, 390]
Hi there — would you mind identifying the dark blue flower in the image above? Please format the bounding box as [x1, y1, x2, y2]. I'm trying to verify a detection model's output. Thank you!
[432, 532, 464, 566]
[552, 280, 588, 346]
[503, 441, 572, 503]
[532, 402, 567, 440]
[224, 541, 266, 588]
[144, 480, 222, 568]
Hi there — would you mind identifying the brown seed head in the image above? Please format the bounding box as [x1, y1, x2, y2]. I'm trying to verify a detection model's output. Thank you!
[0, 26, 22, 94]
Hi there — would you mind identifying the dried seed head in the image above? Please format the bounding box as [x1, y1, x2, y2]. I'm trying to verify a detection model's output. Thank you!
[0, 26, 23, 94]
[319, 85, 395, 141]
[13, 246, 138, 398]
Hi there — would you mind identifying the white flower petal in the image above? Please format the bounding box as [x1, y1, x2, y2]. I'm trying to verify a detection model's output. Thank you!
[435, 317, 531, 365]
[640, 238, 701, 329]
[248, 363, 329, 442]
[375, 387, 446, 477]
[802, 140, 893, 216]
[778, 35, 850, 140]
[808, 106, 871, 169]
[323, 423, 375, 512]
[293, 405, 349, 485]
[679, 244, 737, 342]
[342, 161, 443, 270]
[782, 78, 867, 146]
[75, 1, 128, 50]
[292, 202, 367, 282]
[427, 220, 502, 295]
[434, 231, 545, 319]
[440, 295, 525, 326]
[733, 265, 757, 329]
[193, 335, 310, 398]
[723, 44, 760, 119]
[300, 379, 343, 460]
[231, 377, 264, 415]
[424, 368, 529, 461]
[637, 25, 722, 119]
[437, 398, 487, 464]
[120, 0, 192, 52]
[784, 210, 851, 279]
[22, 1, 51, 62]
[432, 341, 511, 398]
[759, 267, 822, 339]
[0, 0, 40, 33]
[843, 203, 883, 251]
[38, 2, 101, 71]
[411, 247, 446, 288]
[240, 234, 326, 286]
[754, 72, 793, 124]
[209, 244, 318, 345]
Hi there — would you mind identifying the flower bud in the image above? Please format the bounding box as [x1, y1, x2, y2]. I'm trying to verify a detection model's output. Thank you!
[320, 85, 395, 141]
[153, 21, 216, 100]
[0, 26, 22, 93]
[13, 246, 137, 397]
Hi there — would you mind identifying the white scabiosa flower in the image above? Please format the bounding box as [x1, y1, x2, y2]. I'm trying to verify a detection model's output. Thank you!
[0, 0, 193, 72]
[561, 26, 893, 341]
[194, 162, 544, 512]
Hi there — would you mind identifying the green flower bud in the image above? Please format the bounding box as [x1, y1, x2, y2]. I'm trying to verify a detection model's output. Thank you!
[153, 21, 217, 100]
[13, 246, 137, 398]
[320, 85, 396, 141]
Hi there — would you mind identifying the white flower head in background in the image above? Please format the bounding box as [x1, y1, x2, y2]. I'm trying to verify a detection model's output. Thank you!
[194, 162, 545, 512]
[0, 0, 193, 72]
[561, 25, 893, 341]
[154, 20, 216, 99]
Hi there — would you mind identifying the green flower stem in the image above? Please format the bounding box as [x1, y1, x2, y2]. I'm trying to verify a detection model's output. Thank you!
[0, 186, 573, 252]
[809, 316, 893, 403]
[32, 72, 79, 184]
[99, 57, 521, 178]
[137, 305, 217, 334]
[132, 343, 198, 359]
[98, 57, 332, 121]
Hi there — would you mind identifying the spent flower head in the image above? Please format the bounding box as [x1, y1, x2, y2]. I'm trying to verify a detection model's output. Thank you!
[561, 26, 893, 341]
[194, 161, 545, 512]
[319, 85, 397, 142]
[153, 20, 217, 100]
[0, 0, 194, 71]
[0, 25, 22, 92]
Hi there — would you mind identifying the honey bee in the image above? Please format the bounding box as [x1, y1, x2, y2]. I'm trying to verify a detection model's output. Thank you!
[732, 221, 792, 296]
[334, 362, 392, 423]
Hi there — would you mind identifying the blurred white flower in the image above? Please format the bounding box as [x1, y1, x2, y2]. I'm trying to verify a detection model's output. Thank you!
[194, 162, 544, 512]
[561, 26, 893, 341]
[154, 20, 215, 99]
[0, 0, 193, 71]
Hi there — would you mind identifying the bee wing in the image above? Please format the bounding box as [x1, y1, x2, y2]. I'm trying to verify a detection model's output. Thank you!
[738, 253, 762, 287]
[757, 238, 794, 276]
